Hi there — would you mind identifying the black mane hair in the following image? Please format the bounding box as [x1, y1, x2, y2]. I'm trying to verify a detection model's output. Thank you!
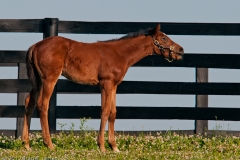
[101, 29, 150, 42]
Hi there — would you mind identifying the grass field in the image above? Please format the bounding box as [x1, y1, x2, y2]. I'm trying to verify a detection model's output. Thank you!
[1, 120, 240, 159]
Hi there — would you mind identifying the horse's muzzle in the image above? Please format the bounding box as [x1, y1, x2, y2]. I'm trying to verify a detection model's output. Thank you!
[178, 47, 184, 55]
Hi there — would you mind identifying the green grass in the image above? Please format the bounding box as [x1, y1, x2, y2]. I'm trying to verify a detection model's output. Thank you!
[1, 120, 240, 159]
[1, 131, 240, 159]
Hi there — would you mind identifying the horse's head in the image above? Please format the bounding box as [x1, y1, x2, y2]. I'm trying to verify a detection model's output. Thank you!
[149, 24, 184, 62]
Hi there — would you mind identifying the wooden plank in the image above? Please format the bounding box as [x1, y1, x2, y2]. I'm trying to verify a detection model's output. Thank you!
[195, 68, 208, 134]
[0, 105, 37, 117]
[0, 19, 43, 32]
[57, 80, 240, 95]
[135, 54, 240, 69]
[59, 21, 240, 35]
[56, 106, 240, 120]
[0, 79, 31, 92]
[16, 63, 28, 138]
[0, 105, 24, 117]
[1, 19, 240, 35]
[1, 105, 240, 121]
[1, 51, 240, 69]
[0, 63, 18, 66]
[1, 79, 240, 95]
[112, 81, 240, 95]
[0, 130, 16, 137]
[0, 51, 26, 63]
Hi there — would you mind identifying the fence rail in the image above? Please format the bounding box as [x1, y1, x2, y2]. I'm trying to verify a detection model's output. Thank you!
[1, 105, 240, 121]
[1, 79, 240, 95]
[1, 19, 240, 35]
[0, 18, 240, 137]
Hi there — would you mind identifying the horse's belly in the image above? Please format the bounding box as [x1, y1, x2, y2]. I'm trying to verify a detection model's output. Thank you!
[62, 72, 99, 86]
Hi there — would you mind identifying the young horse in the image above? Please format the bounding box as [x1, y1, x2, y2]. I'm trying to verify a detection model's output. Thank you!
[23, 24, 184, 152]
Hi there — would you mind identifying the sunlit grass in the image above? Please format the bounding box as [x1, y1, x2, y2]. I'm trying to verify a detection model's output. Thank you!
[1, 119, 240, 159]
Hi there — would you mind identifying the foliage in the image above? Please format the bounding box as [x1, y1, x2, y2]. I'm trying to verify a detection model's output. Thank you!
[1, 119, 240, 159]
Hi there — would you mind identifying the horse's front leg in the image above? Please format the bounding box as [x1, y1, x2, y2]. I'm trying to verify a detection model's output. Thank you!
[37, 80, 56, 150]
[97, 81, 114, 152]
[108, 86, 119, 152]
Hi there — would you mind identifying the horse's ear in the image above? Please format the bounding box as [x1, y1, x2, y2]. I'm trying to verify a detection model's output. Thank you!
[156, 24, 161, 31]
[148, 24, 161, 36]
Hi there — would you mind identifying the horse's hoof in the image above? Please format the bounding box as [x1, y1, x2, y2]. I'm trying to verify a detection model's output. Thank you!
[24, 145, 32, 151]
[113, 147, 120, 153]
[99, 147, 106, 153]
[48, 145, 55, 150]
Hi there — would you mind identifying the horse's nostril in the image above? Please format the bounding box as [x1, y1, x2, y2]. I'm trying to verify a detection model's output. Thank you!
[179, 47, 184, 53]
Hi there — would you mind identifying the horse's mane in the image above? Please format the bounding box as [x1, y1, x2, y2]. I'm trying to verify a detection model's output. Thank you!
[100, 29, 149, 42]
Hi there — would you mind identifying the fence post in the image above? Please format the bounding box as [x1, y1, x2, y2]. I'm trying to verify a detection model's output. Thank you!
[16, 63, 28, 138]
[43, 18, 59, 134]
[195, 68, 208, 134]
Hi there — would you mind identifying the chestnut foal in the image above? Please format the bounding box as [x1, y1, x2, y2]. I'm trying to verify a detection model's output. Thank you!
[23, 24, 184, 152]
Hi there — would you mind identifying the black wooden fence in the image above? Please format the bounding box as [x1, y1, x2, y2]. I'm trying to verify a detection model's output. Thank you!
[1, 18, 240, 137]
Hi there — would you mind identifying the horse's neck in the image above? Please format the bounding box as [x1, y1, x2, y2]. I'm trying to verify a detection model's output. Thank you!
[116, 36, 153, 67]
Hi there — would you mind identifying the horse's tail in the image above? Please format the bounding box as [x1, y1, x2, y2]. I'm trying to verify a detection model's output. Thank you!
[26, 44, 38, 90]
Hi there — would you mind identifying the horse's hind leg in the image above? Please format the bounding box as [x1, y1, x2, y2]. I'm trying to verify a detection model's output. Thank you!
[22, 89, 38, 150]
[36, 78, 58, 150]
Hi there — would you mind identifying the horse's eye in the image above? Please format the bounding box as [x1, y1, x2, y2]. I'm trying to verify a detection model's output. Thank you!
[162, 37, 167, 42]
